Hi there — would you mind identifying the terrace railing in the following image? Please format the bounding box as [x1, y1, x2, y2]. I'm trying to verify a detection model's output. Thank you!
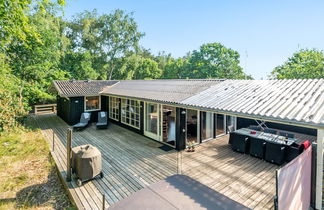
[34, 104, 57, 115]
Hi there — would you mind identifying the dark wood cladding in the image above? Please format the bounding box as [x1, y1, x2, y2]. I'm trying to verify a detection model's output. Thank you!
[57, 95, 70, 123]
[176, 107, 186, 150]
[57, 95, 109, 125]
[57, 95, 83, 125]
[69, 96, 84, 125]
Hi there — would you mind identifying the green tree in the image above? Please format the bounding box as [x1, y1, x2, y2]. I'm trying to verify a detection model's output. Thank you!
[62, 51, 98, 80]
[7, 4, 69, 105]
[0, 0, 65, 51]
[133, 57, 162, 79]
[114, 54, 162, 80]
[0, 0, 65, 131]
[154, 51, 173, 72]
[184, 43, 248, 79]
[65, 9, 144, 80]
[0, 55, 28, 132]
[162, 58, 188, 79]
[271, 49, 324, 79]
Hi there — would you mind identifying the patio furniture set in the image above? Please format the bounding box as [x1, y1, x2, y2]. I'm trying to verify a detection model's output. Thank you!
[229, 126, 311, 165]
[73, 111, 108, 131]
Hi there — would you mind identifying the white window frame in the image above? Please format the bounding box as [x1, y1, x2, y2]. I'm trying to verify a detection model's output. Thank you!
[109, 96, 119, 121]
[121, 98, 140, 129]
[84, 96, 101, 112]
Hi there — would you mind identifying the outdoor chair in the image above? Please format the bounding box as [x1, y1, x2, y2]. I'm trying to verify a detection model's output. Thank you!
[264, 128, 277, 135]
[279, 131, 295, 138]
[249, 125, 262, 131]
[249, 137, 266, 159]
[230, 133, 250, 153]
[96, 111, 108, 129]
[227, 125, 234, 133]
[265, 142, 286, 165]
[73, 112, 91, 131]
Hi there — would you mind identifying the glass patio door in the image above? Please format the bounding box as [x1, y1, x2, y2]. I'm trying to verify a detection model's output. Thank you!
[215, 114, 226, 136]
[186, 109, 199, 145]
[144, 102, 161, 140]
[162, 105, 176, 147]
[201, 111, 213, 142]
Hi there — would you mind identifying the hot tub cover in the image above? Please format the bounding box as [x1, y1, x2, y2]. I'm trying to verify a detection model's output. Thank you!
[108, 174, 250, 210]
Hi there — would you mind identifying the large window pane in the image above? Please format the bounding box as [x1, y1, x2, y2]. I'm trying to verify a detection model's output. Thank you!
[186, 109, 198, 145]
[201, 111, 213, 141]
[85, 96, 100, 111]
[121, 98, 140, 129]
[146, 103, 158, 134]
[162, 105, 176, 146]
[216, 114, 225, 136]
[109, 97, 119, 121]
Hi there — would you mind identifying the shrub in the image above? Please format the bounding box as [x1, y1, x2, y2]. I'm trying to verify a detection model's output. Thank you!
[0, 89, 28, 132]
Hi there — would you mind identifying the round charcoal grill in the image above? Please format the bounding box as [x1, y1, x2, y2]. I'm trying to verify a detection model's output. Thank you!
[71, 144, 103, 186]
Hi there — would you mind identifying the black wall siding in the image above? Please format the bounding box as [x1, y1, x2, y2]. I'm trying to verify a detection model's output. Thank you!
[69, 97, 84, 125]
[213, 113, 217, 138]
[57, 95, 70, 123]
[57, 95, 87, 125]
[176, 108, 186, 150]
[66, 96, 108, 125]
[101, 96, 109, 112]
[237, 117, 317, 136]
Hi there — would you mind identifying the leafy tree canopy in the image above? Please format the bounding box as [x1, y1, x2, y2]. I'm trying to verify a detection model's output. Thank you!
[7, 3, 69, 105]
[65, 9, 144, 80]
[271, 49, 324, 79]
[113, 54, 162, 80]
[185, 43, 249, 79]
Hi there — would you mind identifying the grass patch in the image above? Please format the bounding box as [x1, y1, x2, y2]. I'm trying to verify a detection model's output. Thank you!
[0, 116, 74, 210]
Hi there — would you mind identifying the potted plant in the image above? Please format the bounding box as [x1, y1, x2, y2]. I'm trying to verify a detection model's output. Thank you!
[187, 141, 195, 152]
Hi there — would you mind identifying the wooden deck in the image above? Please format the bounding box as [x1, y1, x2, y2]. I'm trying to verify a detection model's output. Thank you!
[34, 114, 283, 210]
[181, 138, 278, 210]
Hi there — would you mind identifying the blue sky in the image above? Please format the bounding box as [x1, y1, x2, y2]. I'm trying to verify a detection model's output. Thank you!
[63, 0, 324, 79]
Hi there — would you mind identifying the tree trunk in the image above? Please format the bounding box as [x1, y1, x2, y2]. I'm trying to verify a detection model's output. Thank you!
[108, 62, 114, 80]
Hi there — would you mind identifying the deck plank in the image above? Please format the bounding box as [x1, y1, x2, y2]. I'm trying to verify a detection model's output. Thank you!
[33, 114, 316, 210]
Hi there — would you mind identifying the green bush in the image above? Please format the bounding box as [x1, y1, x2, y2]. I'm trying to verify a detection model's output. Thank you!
[0, 89, 28, 132]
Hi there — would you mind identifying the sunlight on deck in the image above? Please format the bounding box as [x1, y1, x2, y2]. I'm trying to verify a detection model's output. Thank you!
[35, 114, 278, 209]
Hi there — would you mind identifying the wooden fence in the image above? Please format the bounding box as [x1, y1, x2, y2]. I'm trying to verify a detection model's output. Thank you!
[34, 104, 57, 115]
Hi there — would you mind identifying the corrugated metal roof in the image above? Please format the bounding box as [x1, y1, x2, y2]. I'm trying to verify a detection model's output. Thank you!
[54, 79, 324, 127]
[181, 79, 324, 127]
[54, 80, 119, 97]
[101, 79, 224, 103]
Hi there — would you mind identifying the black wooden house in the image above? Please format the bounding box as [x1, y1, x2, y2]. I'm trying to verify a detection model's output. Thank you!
[54, 79, 321, 151]
[54, 80, 118, 125]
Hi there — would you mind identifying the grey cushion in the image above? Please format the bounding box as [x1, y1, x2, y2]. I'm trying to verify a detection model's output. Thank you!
[73, 122, 88, 128]
[96, 122, 107, 126]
